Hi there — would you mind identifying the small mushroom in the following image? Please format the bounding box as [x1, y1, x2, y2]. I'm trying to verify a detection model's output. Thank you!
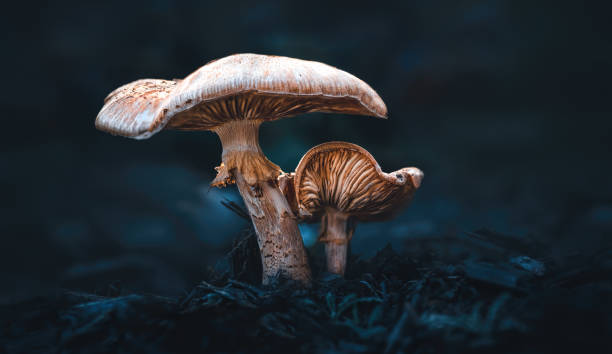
[95, 54, 387, 286]
[292, 142, 423, 276]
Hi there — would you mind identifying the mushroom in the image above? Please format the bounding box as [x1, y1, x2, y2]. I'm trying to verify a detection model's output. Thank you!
[291, 142, 423, 276]
[95, 54, 387, 286]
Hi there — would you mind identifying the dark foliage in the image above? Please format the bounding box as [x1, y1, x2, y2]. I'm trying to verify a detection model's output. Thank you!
[2, 226, 610, 353]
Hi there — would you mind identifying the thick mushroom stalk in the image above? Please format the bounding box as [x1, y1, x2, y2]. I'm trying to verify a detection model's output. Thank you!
[292, 142, 423, 276]
[211, 120, 280, 187]
[213, 120, 311, 285]
[95, 54, 388, 286]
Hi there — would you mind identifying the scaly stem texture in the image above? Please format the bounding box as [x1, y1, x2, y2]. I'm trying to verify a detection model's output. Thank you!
[215, 120, 311, 286]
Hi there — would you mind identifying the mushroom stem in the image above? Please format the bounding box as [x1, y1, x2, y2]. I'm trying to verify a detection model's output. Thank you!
[214, 120, 312, 286]
[212, 120, 282, 187]
[319, 209, 352, 276]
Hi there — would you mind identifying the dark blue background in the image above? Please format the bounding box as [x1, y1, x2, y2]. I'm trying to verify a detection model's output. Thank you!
[2, 0, 611, 302]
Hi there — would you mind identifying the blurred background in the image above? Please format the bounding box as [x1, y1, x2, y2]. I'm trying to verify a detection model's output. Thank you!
[1, 0, 610, 302]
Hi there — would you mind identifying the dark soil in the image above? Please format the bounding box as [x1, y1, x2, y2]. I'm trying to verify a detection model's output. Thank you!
[1, 226, 610, 354]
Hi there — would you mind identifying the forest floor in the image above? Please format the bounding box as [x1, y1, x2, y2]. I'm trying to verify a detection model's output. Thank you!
[1, 226, 611, 353]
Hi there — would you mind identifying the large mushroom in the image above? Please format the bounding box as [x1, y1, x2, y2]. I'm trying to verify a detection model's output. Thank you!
[290, 142, 423, 276]
[95, 54, 387, 286]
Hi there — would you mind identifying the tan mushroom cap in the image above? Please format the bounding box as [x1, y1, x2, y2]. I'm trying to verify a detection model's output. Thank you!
[293, 142, 423, 221]
[95, 54, 387, 139]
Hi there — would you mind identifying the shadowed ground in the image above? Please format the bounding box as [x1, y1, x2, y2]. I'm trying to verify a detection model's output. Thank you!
[2, 220, 610, 353]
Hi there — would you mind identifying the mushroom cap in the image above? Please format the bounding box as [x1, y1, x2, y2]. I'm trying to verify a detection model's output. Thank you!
[293, 142, 423, 222]
[96, 54, 387, 139]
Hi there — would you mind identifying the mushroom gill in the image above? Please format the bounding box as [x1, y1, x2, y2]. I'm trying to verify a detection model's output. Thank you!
[95, 54, 388, 286]
[292, 142, 423, 276]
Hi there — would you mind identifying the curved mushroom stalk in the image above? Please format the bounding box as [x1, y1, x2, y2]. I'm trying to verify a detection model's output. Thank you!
[214, 121, 310, 285]
[234, 174, 310, 285]
[95, 54, 388, 287]
[293, 142, 423, 276]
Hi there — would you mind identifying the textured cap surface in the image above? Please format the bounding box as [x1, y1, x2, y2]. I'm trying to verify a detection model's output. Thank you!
[95, 54, 387, 139]
[95, 79, 178, 139]
[293, 142, 422, 221]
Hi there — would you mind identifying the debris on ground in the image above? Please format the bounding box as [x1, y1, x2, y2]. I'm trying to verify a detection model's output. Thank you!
[1, 226, 610, 353]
